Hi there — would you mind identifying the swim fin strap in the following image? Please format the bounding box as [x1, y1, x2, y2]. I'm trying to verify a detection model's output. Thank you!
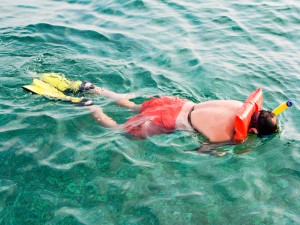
[23, 78, 84, 104]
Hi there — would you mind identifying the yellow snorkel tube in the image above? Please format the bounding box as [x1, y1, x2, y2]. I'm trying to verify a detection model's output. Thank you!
[272, 101, 293, 116]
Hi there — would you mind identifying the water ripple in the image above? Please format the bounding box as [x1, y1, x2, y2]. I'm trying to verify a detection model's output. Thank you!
[0, 0, 300, 224]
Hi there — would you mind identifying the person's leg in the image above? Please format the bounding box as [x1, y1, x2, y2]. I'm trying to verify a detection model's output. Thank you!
[88, 105, 122, 128]
[39, 73, 141, 111]
[90, 86, 141, 111]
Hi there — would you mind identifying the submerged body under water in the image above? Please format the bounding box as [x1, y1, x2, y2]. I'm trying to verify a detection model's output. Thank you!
[0, 0, 300, 224]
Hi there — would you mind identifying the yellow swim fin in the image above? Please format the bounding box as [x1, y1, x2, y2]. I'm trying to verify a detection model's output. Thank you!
[40, 72, 83, 93]
[23, 79, 91, 105]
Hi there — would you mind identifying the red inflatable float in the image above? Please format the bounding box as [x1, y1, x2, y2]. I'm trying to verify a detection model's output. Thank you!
[234, 88, 263, 142]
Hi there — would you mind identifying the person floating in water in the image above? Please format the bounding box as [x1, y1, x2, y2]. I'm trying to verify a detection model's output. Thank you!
[23, 73, 279, 144]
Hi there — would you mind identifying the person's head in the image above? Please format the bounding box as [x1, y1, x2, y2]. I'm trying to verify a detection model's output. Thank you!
[249, 110, 278, 137]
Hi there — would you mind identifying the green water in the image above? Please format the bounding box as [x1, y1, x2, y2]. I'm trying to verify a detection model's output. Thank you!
[1, 0, 300, 224]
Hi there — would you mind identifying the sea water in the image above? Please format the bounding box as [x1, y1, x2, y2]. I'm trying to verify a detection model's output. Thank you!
[0, 0, 299, 224]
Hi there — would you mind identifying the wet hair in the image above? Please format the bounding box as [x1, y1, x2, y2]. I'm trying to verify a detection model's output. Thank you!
[254, 110, 278, 137]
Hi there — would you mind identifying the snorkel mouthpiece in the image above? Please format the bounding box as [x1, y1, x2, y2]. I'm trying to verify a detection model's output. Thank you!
[272, 101, 293, 116]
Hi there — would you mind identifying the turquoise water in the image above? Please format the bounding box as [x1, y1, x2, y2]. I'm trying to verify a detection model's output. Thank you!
[1, 0, 300, 224]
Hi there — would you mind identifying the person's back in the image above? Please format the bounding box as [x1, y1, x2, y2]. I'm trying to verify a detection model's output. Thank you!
[189, 100, 243, 142]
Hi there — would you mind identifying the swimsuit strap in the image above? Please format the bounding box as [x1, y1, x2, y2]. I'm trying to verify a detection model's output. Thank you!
[187, 105, 198, 132]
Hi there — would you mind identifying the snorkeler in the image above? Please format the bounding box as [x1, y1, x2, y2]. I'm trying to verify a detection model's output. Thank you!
[23, 73, 280, 143]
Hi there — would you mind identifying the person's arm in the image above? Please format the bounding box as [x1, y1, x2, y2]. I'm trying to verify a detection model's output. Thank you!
[192, 141, 237, 157]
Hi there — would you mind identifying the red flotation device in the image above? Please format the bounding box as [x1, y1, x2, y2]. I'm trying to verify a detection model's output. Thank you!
[234, 88, 263, 142]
